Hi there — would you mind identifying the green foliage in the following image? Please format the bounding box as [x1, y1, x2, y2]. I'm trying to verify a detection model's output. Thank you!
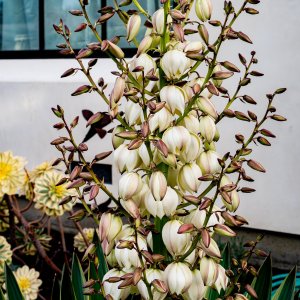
[4, 263, 24, 300]
[72, 254, 88, 300]
[272, 267, 296, 300]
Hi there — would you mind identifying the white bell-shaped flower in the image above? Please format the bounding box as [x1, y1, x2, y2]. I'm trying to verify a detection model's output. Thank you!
[197, 150, 221, 175]
[160, 85, 186, 115]
[118, 172, 143, 200]
[200, 257, 219, 286]
[124, 100, 143, 126]
[199, 115, 217, 143]
[149, 107, 174, 133]
[182, 269, 206, 300]
[180, 133, 203, 163]
[178, 162, 202, 193]
[114, 143, 141, 172]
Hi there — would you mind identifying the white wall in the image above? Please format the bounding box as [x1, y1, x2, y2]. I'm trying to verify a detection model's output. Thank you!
[0, 0, 299, 233]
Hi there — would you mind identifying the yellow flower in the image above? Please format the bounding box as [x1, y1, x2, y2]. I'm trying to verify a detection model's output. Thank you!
[34, 171, 75, 216]
[30, 161, 55, 182]
[0, 235, 12, 280]
[74, 228, 95, 252]
[13, 265, 42, 300]
[0, 151, 26, 197]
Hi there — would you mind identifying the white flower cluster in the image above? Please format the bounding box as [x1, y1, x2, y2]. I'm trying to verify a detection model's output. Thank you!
[99, 0, 240, 298]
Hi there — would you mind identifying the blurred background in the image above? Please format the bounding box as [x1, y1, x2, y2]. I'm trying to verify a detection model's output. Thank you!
[0, 0, 299, 270]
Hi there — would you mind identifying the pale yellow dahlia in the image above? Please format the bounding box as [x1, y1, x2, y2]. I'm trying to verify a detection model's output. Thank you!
[74, 228, 95, 252]
[0, 151, 26, 197]
[13, 265, 42, 300]
[34, 171, 75, 216]
[0, 235, 12, 280]
[30, 161, 56, 182]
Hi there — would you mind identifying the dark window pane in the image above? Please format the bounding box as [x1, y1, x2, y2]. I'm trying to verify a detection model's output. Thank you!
[44, 0, 101, 50]
[106, 0, 160, 48]
[0, 0, 39, 50]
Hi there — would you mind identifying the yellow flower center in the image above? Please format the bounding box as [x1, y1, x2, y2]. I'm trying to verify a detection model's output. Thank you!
[0, 162, 12, 180]
[54, 185, 66, 198]
[18, 277, 31, 291]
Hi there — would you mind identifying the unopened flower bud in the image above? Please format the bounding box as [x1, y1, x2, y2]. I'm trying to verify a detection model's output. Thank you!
[184, 41, 204, 53]
[179, 113, 201, 134]
[150, 171, 167, 201]
[110, 77, 125, 105]
[114, 144, 141, 172]
[162, 220, 191, 257]
[137, 35, 153, 57]
[112, 125, 125, 149]
[163, 262, 193, 295]
[152, 8, 171, 35]
[220, 175, 240, 212]
[212, 64, 223, 87]
[120, 199, 141, 219]
[195, 0, 213, 22]
[200, 257, 218, 286]
[235, 294, 248, 300]
[183, 269, 206, 300]
[178, 162, 202, 193]
[162, 126, 191, 155]
[103, 269, 131, 299]
[196, 96, 218, 119]
[124, 100, 143, 126]
[107, 41, 125, 59]
[99, 212, 123, 244]
[160, 85, 186, 115]
[119, 172, 142, 200]
[138, 143, 151, 167]
[161, 50, 191, 80]
[197, 150, 221, 175]
[199, 238, 221, 259]
[145, 187, 179, 219]
[129, 53, 157, 82]
[127, 14, 141, 42]
[199, 115, 217, 143]
[180, 133, 203, 163]
[149, 107, 173, 132]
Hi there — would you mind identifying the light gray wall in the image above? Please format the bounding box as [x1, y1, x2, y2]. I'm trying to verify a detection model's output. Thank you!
[0, 0, 299, 233]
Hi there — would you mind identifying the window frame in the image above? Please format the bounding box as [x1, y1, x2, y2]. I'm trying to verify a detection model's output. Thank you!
[0, 0, 140, 59]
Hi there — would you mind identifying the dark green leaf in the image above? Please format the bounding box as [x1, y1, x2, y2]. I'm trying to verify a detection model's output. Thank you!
[250, 255, 272, 300]
[93, 231, 108, 281]
[5, 263, 24, 300]
[71, 254, 87, 300]
[272, 267, 296, 300]
[60, 265, 76, 300]
[88, 261, 103, 300]
[51, 275, 60, 300]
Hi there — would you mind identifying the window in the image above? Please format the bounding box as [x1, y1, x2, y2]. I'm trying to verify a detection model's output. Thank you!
[0, 0, 159, 59]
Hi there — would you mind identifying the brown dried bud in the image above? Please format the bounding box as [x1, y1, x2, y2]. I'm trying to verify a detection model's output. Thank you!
[74, 23, 87, 32]
[198, 24, 209, 44]
[89, 185, 100, 200]
[128, 139, 143, 150]
[76, 48, 93, 59]
[235, 111, 250, 122]
[94, 151, 113, 161]
[71, 85, 92, 96]
[183, 195, 200, 204]
[199, 197, 212, 210]
[69, 165, 82, 181]
[50, 137, 68, 145]
[243, 95, 257, 105]
[257, 136, 271, 146]
[247, 159, 266, 173]
[244, 284, 258, 299]
[67, 178, 85, 189]
[212, 71, 234, 80]
[61, 68, 75, 78]
[237, 31, 253, 44]
[221, 61, 240, 72]
[270, 114, 287, 121]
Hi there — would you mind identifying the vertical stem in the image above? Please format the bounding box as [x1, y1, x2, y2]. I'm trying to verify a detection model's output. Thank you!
[57, 216, 70, 271]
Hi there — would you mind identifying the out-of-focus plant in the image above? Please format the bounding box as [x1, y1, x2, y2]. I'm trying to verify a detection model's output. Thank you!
[46, 0, 290, 298]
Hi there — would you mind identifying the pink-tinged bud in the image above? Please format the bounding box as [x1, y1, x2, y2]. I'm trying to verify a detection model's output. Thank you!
[107, 41, 125, 59]
[99, 212, 123, 243]
[162, 220, 191, 257]
[179, 113, 201, 134]
[199, 116, 217, 143]
[163, 262, 193, 295]
[199, 237, 221, 259]
[178, 162, 202, 193]
[213, 264, 229, 293]
[126, 14, 141, 42]
[214, 224, 236, 237]
[195, 0, 213, 22]
[152, 8, 171, 35]
[184, 41, 204, 53]
[197, 150, 221, 175]
[212, 64, 223, 87]
[120, 199, 140, 219]
[137, 35, 153, 57]
[115, 234, 148, 268]
[103, 269, 131, 299]
[114, 144, 141, 172]
[160, 85, 186, 115]
[124, 100, 143, 126]
[118, 172, 143, 200]
[112, 125, 125, 149]
[137, 269, 166, 300]
[184, 77, 212, 100]
[150, 171, 167, 201]
[149, 107, 174, 133]
[200, 257, 218, 286]
[110, 77, 125, 104]
[183, 269, 206, 300]
[162, 126, 191, 155]
[153, 149, 177, 168]
[220, 175, 240, 212]
[180, 133, 203, 163]
[161, 50, 191, 80]
[196, 96, 218, 119]
[145, 187, 179, 219]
